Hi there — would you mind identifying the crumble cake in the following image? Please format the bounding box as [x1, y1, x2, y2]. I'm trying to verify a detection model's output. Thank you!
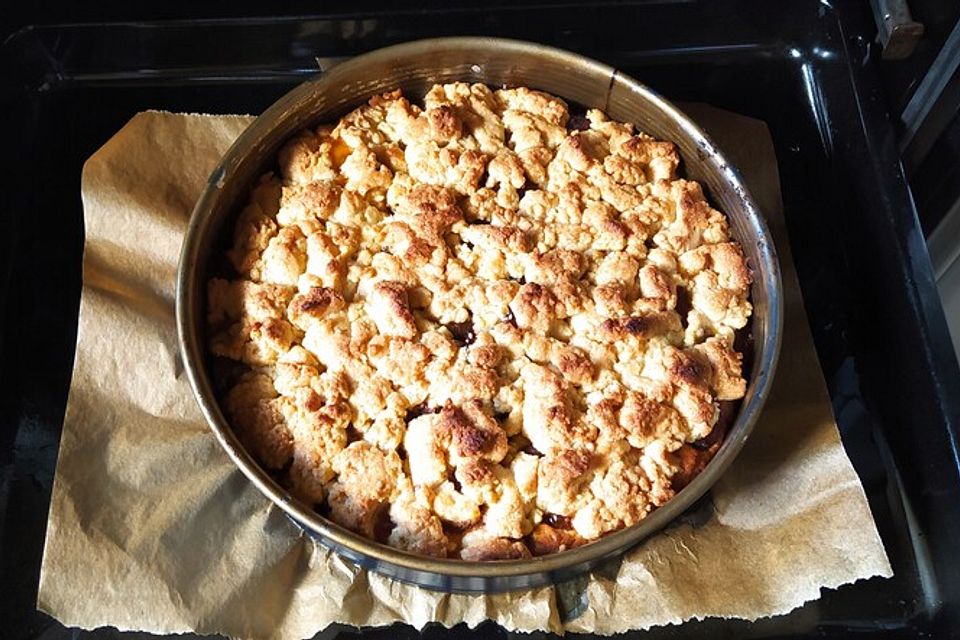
[206, 83, 752, 560]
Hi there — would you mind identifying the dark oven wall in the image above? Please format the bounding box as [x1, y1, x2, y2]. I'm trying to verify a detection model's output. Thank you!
[874, 0, 960, 235]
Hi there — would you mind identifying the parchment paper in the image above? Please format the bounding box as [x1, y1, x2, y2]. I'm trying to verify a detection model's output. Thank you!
[37, 106, 893, 638]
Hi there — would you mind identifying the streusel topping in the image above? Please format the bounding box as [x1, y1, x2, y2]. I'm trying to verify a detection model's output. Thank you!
[208, 84, 751, 559]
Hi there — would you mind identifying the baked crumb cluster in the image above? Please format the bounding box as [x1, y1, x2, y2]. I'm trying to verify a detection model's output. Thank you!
[207, 84, 752, 560]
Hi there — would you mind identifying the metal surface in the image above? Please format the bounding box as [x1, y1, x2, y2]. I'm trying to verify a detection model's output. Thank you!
[900, 16, 960, 175]
[871, 0, 925, 60]
[929, 197, 960, 365]
[176, 37, 783, 593]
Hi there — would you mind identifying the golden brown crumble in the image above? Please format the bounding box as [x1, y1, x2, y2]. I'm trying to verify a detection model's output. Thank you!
[208, 84, 752, 559]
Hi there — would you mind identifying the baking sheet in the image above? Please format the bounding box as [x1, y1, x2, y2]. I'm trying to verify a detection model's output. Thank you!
[37, 106, 892, 638]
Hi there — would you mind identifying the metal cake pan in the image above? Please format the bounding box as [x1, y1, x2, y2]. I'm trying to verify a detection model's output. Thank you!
[176, 37, 783, 593]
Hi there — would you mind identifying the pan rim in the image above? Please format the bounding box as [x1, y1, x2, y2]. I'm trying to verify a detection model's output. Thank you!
[175, 36, 783, 591]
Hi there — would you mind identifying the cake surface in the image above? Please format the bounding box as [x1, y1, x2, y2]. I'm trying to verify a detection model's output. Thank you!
[207, 83, 752, 559]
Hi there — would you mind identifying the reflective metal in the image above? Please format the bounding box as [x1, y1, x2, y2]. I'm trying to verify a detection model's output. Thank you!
[870, 0, 924, 61]
[176, 37, 783, 593]
[899, 17, 960, 175]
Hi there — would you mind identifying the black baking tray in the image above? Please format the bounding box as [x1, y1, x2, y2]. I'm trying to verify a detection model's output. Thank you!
[1, 1, 958, 638]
